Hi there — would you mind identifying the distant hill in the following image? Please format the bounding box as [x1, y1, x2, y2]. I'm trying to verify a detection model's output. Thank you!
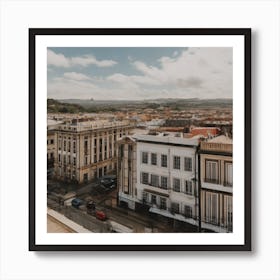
[47, 99, 85, 113]
[48, 98, 232, 113]
[58, 98, 232, 108]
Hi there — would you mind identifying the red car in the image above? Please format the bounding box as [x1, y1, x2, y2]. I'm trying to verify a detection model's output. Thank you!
[95, 210, 106, 221]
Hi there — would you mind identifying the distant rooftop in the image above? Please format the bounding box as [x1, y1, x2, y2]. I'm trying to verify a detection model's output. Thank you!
[47, 119, 63, 126]
[207, 135, 232, 144]
[201, 135, 233, 153]
[55, 120, 132, 132]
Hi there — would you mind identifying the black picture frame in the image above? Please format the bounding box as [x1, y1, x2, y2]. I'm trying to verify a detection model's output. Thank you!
[29, 28, 251, 251]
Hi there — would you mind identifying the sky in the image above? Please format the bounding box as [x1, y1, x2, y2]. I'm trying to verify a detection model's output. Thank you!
[47, 47, 232, 100]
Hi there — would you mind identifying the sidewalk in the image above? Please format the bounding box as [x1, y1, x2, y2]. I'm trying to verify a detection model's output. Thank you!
[47, 208, 92, 233]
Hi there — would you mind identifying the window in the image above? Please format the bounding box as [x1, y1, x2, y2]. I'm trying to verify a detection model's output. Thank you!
[68, 155, 71, 164]
[119, 145, 124, 158]
[83, 173, 88, 182]
[142, 152, 148, 164]
[151, 195, 157, 205]
[161, 154, 167, 167]
[173, 156, 181, 170]
[151, 153, 157, 165]
[73, 141, 76, 153]
[99, 138, 103, 161]
[68, 142, 71, 152]
[173, 178, 181, 192]
[84, 140, 88, 155]
[151, 174, 159, 187]
[184, 205, 192, 218]
[63, 140, 66, 151]
[185, 180, 193, 195]
[50, 139, 54, 145]
[160, 197, 167, 210]
[184, 157, 192, 171]
[143, 192, 148, 203]
[73, 157, 76, 166]
[205, 160, 219, 183]
[98, 167, 103, 178]
[58, 154, 61, 162]
[141, 172, 149, 185]
[171, 203, 180, 214]
[225, 162, 233, 186]
[227, 211, 233, 231]
[224, 195, 233, 231]
[104, 138, 107, 160]
[205, 192, 219, 224]
[161, 176, 168, 189]
[109, 137, 112, 157]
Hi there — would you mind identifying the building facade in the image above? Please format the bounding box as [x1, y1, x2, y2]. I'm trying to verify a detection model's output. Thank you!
[53, 120, 133, 183]
[117, 136, 137, 210]
[117, 133, 200, 227]
[47, 130, 56, 170]
[200, 136, 233, 232]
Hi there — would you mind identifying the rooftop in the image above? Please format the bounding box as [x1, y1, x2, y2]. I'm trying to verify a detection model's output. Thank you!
[55, 120, 132, 132]
[133, 133, 199, 147]
[207, 135, 233, 144]
[201, 135, 233, 153]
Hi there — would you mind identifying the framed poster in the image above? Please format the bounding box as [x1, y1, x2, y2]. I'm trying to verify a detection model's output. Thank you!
[29, 28, 251, 251]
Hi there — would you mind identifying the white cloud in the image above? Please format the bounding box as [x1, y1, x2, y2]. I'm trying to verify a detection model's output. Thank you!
[63, 72, 91, 81]
[71, 55, 117, 67]
[47, 49, 70, 67]
[128, 48, 232, 98]
[104, 47, 232, 99]
[47, 50, 117, 68]
[107, 73, 139, 89]
[48, 77, 98, 99]
[107, 73, 160, 87]
[48, 48, 232, 100]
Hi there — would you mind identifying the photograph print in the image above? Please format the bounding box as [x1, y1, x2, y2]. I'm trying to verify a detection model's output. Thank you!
[29, 29, 251, 250]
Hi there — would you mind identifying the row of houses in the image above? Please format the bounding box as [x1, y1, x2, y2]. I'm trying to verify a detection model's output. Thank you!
[47, 119, 232, 233]
[117, 133, 233, 233]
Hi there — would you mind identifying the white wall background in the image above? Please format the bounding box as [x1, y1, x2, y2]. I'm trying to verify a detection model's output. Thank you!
[0, 0, 279, 279]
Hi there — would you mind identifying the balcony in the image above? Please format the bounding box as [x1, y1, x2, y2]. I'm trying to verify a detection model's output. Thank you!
[201, 142, 232, 153]
[204, 178, 220, 184]
[201, 181, 233, 194]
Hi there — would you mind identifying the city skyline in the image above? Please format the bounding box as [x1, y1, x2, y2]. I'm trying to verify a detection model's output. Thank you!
[47, 47, 233, 100]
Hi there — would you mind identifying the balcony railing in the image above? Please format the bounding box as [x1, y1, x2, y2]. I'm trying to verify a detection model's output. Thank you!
[201, 142, 232, 153]
[204, 178, 220, 184]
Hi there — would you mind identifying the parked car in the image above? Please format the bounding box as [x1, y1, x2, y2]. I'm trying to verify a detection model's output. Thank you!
[86, 200, 107, 221]
[86, 200, 96, 214]
[95, 210, 107, 221]
[100, 175, 117, 189]
[71, 198, 84, 209]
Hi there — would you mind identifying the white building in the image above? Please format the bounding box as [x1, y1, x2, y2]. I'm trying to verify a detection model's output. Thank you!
[117, 133, 200, 227]
[117, 136, 137, 210]
[53, 119, 133, 183]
